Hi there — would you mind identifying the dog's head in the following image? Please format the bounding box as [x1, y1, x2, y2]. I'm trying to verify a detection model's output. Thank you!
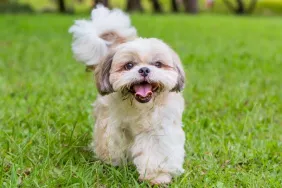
[69, 6, 185, 104]
[95, 38, 185, 103]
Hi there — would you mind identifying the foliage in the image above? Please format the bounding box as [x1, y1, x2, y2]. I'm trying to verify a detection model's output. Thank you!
[257, 0, 282, 14]
[0, 2, 34, 13]
[1, 14, 282, 187]
[10, 0, 282, 14]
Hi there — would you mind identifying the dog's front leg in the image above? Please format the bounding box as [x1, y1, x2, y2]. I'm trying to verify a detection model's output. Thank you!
[130, 128, 185, 184]
[93, 122, 128, 166]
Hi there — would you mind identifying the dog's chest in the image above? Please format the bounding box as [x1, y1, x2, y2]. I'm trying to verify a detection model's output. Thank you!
[103, 92, 184, 135]
[114, 105, 172, 135]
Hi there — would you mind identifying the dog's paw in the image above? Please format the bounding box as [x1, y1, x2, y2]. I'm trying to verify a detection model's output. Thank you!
[150, 173, 172, 185]
[139, 173, 172, 185]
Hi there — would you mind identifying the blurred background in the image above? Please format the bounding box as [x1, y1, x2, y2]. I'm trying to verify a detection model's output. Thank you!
[1, 0, 282, 15]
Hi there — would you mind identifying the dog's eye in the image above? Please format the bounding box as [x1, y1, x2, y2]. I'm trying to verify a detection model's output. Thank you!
[124, 62, 134, 70]
[155, 61, 163, 68]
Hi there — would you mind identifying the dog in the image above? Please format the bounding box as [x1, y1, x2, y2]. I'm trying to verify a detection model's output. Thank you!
[69, 5, 186, 184]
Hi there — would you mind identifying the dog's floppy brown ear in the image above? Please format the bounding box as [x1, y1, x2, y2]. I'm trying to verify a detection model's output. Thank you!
[95, 51, 115, 95]
[170, 51, 185, 92]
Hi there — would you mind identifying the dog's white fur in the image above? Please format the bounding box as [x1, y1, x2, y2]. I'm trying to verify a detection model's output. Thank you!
[69, 5, 186, 184]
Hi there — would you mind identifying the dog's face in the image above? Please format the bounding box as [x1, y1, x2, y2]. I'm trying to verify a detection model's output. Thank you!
[95, 38, 185, 103]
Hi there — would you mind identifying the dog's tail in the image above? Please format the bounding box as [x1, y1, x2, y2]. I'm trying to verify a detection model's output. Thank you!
[69, 5, 137, 67]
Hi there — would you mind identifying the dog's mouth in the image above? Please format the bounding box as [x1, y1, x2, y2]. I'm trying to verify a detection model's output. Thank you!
[129, 81, 159, 103]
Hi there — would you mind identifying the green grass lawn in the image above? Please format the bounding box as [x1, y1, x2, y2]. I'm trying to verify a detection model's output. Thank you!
[1, 14, 282, 187]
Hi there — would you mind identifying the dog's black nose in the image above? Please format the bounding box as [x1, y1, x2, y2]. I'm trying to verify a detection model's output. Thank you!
[138, 67, 150, 77]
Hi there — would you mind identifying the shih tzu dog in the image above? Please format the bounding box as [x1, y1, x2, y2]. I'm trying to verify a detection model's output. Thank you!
[69, 5, 186, 184]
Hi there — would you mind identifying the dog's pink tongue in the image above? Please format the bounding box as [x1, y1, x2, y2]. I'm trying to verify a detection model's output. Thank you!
[133, 84, 152, 97]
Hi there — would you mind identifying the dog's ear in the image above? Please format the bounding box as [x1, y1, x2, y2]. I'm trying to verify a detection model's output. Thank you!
[95, 51, 115, 95]
[170, 51, 185, 92]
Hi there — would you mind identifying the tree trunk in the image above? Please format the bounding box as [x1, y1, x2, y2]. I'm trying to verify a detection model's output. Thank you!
[151, 0, 163, 13]
[58, 0, 66, 13]
[126, 0, 143, 12]
[183, 0, 198, 14]
[95, 0, 109, 7]
[171, 0, 179, 12]
[222, 0, 257, 14]
[235, 0, 244, 14]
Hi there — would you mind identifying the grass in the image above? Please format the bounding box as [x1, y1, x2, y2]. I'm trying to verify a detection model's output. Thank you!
[1, 13, 282, 187]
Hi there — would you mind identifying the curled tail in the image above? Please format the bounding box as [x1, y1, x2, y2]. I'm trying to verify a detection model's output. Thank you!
[69, 5, 137, 66]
